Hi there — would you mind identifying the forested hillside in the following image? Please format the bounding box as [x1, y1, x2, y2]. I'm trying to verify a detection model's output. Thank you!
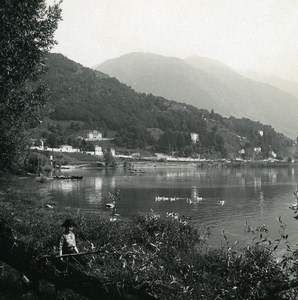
[35, 53, 292, 159]
[98, 52, 298, 139]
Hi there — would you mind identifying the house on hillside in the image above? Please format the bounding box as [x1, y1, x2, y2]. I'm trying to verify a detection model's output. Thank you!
[254, 147, 262, 153]
[190, 133, 199, 143]
[269, 150, 277, 158]
[86, 130, 103, 141]
[78, 130, 103, 141]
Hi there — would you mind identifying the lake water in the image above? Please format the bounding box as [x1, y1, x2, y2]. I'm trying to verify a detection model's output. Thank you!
[7, 164, 298, 247]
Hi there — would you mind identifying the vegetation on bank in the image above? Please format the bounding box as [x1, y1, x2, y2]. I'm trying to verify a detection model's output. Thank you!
[1, 187, 298, 299]
[0, 0, 61, 172]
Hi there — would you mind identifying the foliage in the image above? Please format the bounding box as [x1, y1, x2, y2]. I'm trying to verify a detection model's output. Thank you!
[1, 187, 298, 299]
[104, 148, 116, 167]
[24, 151, 51, 175]
[0, 0, 61, 171]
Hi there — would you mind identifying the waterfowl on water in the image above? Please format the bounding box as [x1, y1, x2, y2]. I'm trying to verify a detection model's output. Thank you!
[106, 202, 116, 208]
[186, 198, 194, 204]
[219, 200, 225, 206]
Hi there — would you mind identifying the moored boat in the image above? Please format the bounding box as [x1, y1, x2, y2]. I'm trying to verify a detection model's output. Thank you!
[53, 175, 83, 180]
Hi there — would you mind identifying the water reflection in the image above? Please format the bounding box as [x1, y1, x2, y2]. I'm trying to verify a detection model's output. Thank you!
[4, 165, 298, 246]
[253, 177, 262, 191]
[86, 177, 103, 205]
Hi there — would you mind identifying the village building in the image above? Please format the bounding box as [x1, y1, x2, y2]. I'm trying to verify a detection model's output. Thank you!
[238, 149, 245, 154]
[85, 130, 103, 141]
[110, 148, 116, 156]
[269, 150, 277, 158]
[95, 145, 103, 156]
[60, 145, 73, 152]
[190, 132, 199, 143]
[254, 147, 262, 153]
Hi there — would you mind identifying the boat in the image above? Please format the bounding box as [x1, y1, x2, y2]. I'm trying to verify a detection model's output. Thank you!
[130, 169, 146, 174]
[155, 196, 180, 202]
[53, 175, 83, 180]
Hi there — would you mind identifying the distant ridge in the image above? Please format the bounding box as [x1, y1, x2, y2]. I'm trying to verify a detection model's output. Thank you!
[97, 52, 298, 138]
[243, 71, 298, 99]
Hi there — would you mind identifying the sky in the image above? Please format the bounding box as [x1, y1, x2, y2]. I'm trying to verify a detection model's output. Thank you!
[47, 0, 298, 81]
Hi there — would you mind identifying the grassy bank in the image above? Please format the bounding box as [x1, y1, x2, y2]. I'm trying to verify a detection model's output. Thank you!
[0, 184, 297, 299]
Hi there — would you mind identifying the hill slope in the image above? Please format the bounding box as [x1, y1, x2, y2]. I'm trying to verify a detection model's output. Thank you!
[35, 53, 292, 159]
[97, 52, 298, 139]
[243, 72, 298, 99]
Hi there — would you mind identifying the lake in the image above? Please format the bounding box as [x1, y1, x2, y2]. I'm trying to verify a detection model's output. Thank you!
[7, 164, 298, 247]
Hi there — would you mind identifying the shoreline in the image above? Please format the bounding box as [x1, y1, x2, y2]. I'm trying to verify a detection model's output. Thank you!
[60, 159, 297, 170]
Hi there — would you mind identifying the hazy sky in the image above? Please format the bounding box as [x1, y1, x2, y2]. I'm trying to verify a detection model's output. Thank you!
[47, 0, 298, 81]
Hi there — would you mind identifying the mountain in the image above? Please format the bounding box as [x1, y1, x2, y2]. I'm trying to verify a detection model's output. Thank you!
[97, 52, 298, 139]
[243, 71, 298, 99]
[34, 53, 292, 159]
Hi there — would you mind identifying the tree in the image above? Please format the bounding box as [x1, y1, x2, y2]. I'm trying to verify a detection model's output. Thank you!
[104, 148, 116, 167]
[0, 0, 61, 170]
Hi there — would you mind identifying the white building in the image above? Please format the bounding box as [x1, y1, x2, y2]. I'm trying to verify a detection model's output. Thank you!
[269, 150, 277, 158]
[86, 130, 103, 141]
[190, 132, 199, 143]
[60, 145, 73, 152]
[95, 145, 103, 156]
[258, 130, 264, 137]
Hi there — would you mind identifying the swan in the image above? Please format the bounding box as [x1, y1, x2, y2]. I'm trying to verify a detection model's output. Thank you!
[219, 200, 225, 206]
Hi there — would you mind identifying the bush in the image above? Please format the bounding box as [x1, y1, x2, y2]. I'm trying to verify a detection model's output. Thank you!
[24, 152, 51, 175]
